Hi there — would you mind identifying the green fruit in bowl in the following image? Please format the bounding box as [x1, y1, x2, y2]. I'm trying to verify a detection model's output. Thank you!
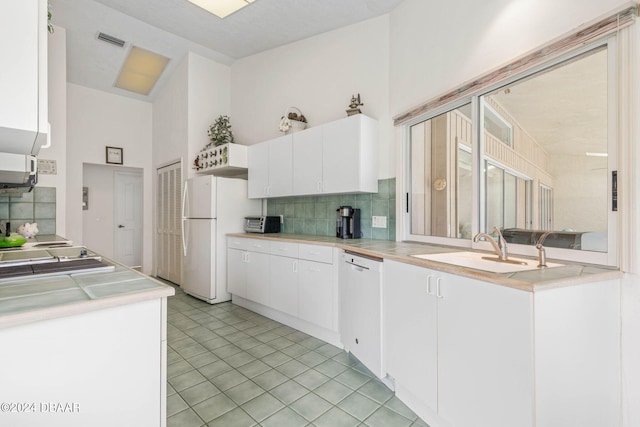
[0, 233, 27, 248]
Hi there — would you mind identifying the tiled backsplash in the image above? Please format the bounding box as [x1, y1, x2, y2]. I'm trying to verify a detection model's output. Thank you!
[267, 178, 396, 240]
[0, 187, 56, 235]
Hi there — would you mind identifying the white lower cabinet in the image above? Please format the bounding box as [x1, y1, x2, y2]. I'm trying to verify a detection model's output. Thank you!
[384, 260, 533, 427]
[245, 251, 270, 306]
[227, 248, 247, 298]
[383, 260, 438, 413]
[298, 260, 334, 330]
[228, 237, 270, 306]
[384, 259, 620, 427]
[227, 238, 339, 344]
[269, 254, 298, 317]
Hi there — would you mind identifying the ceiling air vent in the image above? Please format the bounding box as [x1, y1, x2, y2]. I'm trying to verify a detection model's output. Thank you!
[97, 32, 125, 48]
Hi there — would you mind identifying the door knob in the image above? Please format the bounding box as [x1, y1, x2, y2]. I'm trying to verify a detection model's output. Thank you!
[118, 225, 125, 228]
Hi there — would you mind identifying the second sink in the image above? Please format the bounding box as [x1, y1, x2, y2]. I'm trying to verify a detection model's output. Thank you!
[412, 251, 563, 273]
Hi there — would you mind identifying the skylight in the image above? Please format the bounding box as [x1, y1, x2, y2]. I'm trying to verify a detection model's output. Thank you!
[187, 0, 256, 19]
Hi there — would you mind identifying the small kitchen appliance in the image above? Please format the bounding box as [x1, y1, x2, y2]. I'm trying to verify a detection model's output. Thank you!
[244, 216, 281, 233]
[336, 206, 361, 239]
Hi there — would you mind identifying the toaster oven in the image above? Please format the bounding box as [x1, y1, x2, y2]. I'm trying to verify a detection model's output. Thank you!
[244, 216, 281, 233]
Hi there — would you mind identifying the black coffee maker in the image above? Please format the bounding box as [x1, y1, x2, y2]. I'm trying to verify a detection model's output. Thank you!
[336, 206, 361, 239]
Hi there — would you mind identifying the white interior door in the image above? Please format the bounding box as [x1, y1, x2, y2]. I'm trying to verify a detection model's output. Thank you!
[114, 171, 143, 268]
[156, 163, 182, 284]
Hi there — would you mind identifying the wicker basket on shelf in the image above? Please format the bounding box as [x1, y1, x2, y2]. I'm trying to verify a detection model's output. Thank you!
[279, 107, 307, 134]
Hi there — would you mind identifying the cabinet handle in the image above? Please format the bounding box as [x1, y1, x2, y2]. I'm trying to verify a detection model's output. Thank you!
[426, 275, 433, 295]
[436, 277, 444, 299]
[293, 260, 298, 273]
[317, 181, 322, 192]
[245, 252, 250, 263]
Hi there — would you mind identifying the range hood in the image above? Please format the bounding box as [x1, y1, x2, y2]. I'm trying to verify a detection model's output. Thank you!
[0, 153, 37, 195]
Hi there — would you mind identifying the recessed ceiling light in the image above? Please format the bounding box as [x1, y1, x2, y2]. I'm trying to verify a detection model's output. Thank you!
[585, 152, 608, 157]
[187, 0, 255, 19]
[114, 46, 170, 96]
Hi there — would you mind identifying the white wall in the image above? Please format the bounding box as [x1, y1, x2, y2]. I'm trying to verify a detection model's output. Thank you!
[66, 83, 153, 274]
[40, 25, 67, 237]
[187, 53, 231, 179]
[152, 54, 188, 170]
[389, 0, 629, 117]
[230, 15, 393, 178]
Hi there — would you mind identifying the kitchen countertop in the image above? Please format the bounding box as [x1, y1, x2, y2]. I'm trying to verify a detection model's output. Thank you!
[228, 233, 621, 292]
[0, 246, 174, 329]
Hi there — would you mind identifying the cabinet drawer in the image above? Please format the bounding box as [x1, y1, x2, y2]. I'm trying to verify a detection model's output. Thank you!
[245, 238, 271, 254]
[228, 237, 249, 250]
[299, 244, 333, 264]
[269, 241, 299, 257]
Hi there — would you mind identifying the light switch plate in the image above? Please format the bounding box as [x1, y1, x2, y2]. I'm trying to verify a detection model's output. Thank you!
[372, 216, 387, 228]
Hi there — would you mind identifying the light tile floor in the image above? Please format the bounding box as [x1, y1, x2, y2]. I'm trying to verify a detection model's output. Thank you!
[166, 284, 429, 427]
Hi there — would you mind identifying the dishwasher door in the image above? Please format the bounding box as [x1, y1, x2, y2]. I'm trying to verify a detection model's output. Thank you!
[339, 251, 383, 378]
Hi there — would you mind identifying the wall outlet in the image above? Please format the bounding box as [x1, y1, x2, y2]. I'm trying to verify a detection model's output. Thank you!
[279, 214, 284, 223]
[372, 216, 387, 228]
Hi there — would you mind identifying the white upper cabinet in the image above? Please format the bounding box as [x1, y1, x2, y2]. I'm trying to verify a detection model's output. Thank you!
[250, 115, 378, 198]
[322, 115, 378, 195]
[292, 126, 323, 195]
[0, 0, 48, 155]
[248, 135, 293, 199]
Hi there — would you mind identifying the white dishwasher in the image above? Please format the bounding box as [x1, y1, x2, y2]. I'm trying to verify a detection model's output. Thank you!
[339, 250, 384, 379]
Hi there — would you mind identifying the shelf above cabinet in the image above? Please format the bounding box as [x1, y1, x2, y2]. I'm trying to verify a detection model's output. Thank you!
[195, 143, 248, 178]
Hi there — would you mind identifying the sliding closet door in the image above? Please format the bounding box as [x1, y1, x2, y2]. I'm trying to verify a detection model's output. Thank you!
[156, 162, 182, 285]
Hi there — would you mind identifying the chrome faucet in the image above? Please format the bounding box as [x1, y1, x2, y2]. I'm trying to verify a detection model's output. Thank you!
[473, 227, 508, 261]
[535, 231, 553, 268]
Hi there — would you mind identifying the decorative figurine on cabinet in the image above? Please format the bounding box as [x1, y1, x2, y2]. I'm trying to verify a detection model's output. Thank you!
[346, 93, 364, 116]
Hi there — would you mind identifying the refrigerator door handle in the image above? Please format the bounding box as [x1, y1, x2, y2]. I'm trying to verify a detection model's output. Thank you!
[181, 219, 188, 257]
[182, 180, 189, 219]
[181, 181, 189, 257]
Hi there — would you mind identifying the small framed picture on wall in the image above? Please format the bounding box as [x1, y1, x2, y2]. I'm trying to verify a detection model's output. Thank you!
[106, 146, 123, 165]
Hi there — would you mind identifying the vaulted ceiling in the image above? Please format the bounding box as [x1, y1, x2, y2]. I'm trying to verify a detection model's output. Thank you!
[51, 0, 405, 101]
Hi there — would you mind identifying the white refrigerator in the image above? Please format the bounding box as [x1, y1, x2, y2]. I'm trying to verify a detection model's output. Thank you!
[181, 175, 261, 304]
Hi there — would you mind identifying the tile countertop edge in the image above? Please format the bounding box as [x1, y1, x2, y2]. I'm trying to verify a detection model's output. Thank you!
[227, 233, 622, 292]
[0, 283, 175, 330]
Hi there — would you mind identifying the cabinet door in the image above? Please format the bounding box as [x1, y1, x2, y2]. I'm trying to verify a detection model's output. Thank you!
[322, 115, 378, 194]
[298, 260, 333, 330]
[248, 142, 270, 198]
[268, 135, 293, 197]
[227, 249, 247, 298]
[293, 126, 323, 195]
[269, 255, 298, 316]
[383, 260, 438, 413]
[245, 251, 270, 306]
[0, 0, 47, 155]
[437, 272, 533, 427]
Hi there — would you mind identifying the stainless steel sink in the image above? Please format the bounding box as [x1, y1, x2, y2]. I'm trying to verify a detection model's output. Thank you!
[412, 251, 564, 273]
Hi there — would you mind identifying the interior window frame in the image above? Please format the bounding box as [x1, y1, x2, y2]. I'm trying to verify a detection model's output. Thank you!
[401, 36, 618, 267]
